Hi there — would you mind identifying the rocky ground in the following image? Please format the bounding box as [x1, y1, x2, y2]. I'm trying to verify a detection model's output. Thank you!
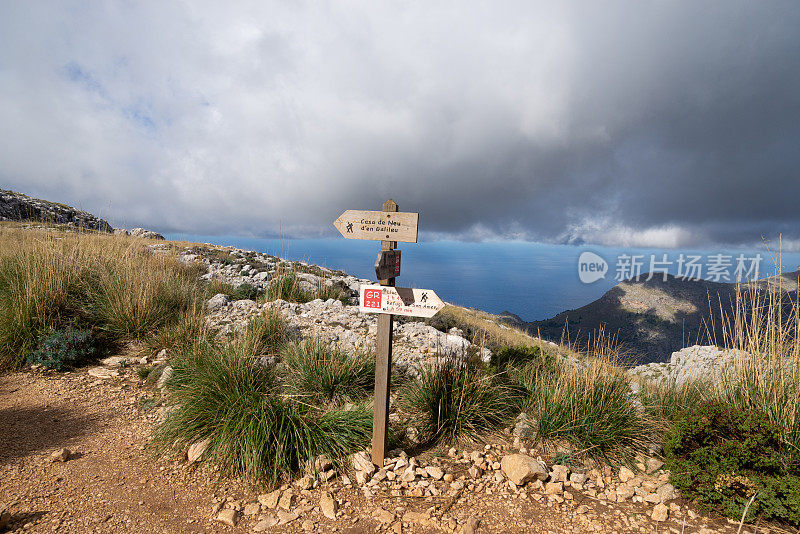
[1, 364, 747, 534]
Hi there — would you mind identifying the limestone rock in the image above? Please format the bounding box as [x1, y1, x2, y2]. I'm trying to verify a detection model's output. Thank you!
[215, 508, 239, 527]
[243, 502, 260, 516]
[50, 448, 71, 462]
[295, 474, 314, 490]
[500, 454, 547, 486]
[374, 508, 395, 523]
[545, 482, 563, 495]
[619, 466, 635, 483]
[656, 483, 678, 502]
[569, 472, 587, 485]
[100, 356, 130, 368]
[426, 466, 445, 480]
[130, 227, 165, 240]
[206, 293, 231, 312]
[157, 366, 173, 389]
[258, 490, 281, 509]
[320, 491, 337, 520]
[254, 515, 278, 531]
[402, 510, 430, 526]
[351, 451, 376, 476]
[550, 464, 570, 483]
[278, 491, 294, 510]
[647, 458, 664, 473]
[187, 438, 210, 463]
[651, 503, 669, 522]
[463, 516, 480, 534]
[277, 509, 299, 524]
[88, 367, 118, 379]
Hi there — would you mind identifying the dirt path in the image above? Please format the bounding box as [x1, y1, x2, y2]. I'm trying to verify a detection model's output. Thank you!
[1, 369, 746, 534]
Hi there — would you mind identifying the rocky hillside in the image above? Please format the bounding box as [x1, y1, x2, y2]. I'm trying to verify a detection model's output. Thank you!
[0, 189, 113, 232]
[522, 271, 800, 365]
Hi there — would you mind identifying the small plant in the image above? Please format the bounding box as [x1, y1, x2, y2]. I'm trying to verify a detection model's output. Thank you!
[28, 326, 96, 370]
[233, 312, 289, 358]
[511, 334, 653, 464]
[400, 354, 519, 444]
[664, 400, 800, 524]
[553, 450, 578, 467]
[137, 366, 152, 380]
[264, 271, 313, 303]
[230, 283, 260, 301]
[281, 339, 375, 406]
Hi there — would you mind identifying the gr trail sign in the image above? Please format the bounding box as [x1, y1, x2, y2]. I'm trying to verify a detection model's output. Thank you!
[359, 285, 444, 318]
[333, 199, 442, 468]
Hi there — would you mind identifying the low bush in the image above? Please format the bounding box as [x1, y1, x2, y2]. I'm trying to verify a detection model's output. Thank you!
[281, 339, 375, 406]
[400, 355, 519, 444]
[664, 400, 800, 525]
[155, 339, 371, 486]
[230, 283, 260, 301]
[28, 326, 96, 370]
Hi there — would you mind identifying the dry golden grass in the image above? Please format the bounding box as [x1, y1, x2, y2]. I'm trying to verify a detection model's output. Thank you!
[0, 225, 205, 369]
[711, 267, 800, 453]
[437, 305, 581, 363]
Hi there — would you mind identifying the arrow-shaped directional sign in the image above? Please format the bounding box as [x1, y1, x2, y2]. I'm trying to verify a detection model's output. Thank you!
[359, 284, 444, 318]
[334, 210, 419, 243]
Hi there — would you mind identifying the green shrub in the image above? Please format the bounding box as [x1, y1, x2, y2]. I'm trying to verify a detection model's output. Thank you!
[664, 400, 800, 525]
[28, 327, 96, 370]
[400, 355, 519, 444]
[230, 283, 260, 301]
[155, 340, 371, 486]
[281, 339, 375, 406]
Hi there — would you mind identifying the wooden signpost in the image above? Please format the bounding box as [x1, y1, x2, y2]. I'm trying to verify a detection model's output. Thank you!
[334, 199, 442, 467]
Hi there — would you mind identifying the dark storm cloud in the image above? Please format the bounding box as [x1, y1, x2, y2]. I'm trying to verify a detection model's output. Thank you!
[1, 1, 798, 248]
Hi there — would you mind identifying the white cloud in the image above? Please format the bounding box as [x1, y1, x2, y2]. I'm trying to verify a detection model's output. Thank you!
[1, 1, 798, 247]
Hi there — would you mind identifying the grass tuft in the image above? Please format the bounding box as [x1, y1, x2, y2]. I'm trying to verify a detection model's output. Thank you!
[511, 332, 654, 464]
[281, 339, 375, 407]
[400, 354, 519, 444]
[155, 339, 371, 486]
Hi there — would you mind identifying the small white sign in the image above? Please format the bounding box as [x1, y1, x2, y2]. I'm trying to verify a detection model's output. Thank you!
[359, 284, 444, 318]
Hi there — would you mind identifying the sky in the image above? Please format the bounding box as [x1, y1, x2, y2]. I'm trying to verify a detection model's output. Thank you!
[1, 1, 799, 250]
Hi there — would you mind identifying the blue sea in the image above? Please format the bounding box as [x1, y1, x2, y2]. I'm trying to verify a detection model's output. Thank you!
[166, 233, 800, 322]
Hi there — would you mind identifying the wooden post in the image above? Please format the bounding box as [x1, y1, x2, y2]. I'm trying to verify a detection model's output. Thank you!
[371, 198, 397, 467]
